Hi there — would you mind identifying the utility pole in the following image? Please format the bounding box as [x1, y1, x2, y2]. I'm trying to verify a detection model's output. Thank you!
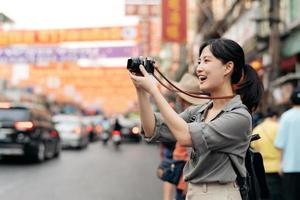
[267, 0, 281, 104]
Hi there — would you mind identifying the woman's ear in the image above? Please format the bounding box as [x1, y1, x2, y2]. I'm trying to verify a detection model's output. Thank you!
[224, 61, 234, 76]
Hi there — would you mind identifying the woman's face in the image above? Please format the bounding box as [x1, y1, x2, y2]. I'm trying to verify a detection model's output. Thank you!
[196, 46, 228, 93]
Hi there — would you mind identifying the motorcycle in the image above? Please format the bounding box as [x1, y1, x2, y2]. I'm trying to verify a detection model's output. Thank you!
[100, 131, 110, 145]
[100, 119, 111, 146]
[112, 130, 121, 149]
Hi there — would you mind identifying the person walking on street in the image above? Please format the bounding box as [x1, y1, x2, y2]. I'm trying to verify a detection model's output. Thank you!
[275, 87, 300, 200]
[129, 38, 263, 200]
[252, 108, 283, 200]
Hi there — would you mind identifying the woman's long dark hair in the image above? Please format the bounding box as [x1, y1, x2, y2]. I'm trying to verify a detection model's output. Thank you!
[199, 38, 264, 112]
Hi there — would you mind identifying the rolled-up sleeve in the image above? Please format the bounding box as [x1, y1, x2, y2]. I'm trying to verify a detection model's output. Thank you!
[142, 106, 198, 143]
[143, 113, 176, 143]
[188, 108, 251, 154]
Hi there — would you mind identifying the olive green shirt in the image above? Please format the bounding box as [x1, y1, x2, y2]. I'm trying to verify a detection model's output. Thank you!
[144, 95, 251, 184]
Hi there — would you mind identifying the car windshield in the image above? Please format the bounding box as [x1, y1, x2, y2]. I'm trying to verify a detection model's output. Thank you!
[0, 108, 30, 121]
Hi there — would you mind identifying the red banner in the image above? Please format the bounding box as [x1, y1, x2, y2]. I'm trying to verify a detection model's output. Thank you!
[161, 0, 187, 43]
[0, 26, 139, 46]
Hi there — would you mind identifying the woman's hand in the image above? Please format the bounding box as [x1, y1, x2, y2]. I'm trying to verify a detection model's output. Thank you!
[129, 65, 158, 95]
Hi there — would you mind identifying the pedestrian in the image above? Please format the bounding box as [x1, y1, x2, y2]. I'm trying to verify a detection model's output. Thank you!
[129, 38, 264, 200]
[275, 86, 300, 200]
[160, 141, 176, 200]
[160, 101, 176, 200]
[252, 108, 283, 200]
[172, 73, 208, 200]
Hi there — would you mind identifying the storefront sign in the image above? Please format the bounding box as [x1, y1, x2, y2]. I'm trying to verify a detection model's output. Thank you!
[0, 46, 138, 63]
[125, 0, 160, 5]
[21, 65, 137, 115]
[161, 0, 187, 43]
[0, 26, 139, 46]
[125, 4, 160, 16]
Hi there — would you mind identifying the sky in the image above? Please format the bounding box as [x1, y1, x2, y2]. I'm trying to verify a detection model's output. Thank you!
[1, 0, 139, 29]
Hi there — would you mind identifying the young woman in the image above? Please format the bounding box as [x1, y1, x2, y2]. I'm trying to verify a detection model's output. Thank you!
[129, 38, 263, 200]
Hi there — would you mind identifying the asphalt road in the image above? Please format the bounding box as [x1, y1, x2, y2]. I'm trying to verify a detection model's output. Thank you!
[0, 142, 163, 200]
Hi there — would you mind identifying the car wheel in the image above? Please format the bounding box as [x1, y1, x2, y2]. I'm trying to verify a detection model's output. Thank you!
[36, 142, 46, 162]
[54, 142, 61, 158]
[77, 139, 85, 150]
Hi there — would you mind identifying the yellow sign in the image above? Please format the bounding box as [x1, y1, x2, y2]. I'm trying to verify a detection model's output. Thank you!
[0, 26, 139, 46]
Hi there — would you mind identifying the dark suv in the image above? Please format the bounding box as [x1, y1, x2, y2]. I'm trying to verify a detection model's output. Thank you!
[0, 103, 61, 162]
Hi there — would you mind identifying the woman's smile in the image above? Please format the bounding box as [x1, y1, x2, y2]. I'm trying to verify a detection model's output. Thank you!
[198, 75, 207, 82]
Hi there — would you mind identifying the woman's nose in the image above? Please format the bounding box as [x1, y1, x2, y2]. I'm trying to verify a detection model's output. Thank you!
[196, 64, 203, 75]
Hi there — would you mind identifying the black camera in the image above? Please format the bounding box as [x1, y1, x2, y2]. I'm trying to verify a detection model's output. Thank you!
[127, 57, 155, 76]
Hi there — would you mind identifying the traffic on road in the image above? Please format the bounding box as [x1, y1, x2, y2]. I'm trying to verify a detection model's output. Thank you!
[0, 141, 162, 200]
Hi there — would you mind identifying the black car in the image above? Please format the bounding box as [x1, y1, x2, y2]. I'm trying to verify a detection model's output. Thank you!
[114, 116, 141, 143]
[0, 103, 61, 162]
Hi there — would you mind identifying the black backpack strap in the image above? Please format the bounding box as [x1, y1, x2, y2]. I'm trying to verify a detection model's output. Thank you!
[228, 155, 249, 200]
[228, 155, 245, 184]
[228, 155, 241, 177]
[228, 134, 259, 177]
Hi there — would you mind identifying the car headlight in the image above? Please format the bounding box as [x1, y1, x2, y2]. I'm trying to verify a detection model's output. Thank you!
[132, 126, 139, 134]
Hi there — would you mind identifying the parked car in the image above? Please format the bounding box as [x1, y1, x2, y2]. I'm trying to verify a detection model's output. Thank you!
[53, 114, 89, 149]
[0, 102, 61, 162]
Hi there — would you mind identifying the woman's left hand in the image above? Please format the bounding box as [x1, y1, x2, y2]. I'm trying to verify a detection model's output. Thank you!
[129, 65, 158, 95]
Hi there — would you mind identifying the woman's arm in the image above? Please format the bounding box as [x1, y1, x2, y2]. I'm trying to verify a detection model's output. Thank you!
[151, 89, 192, 146]
[129, 65, 192, 146]
[136, 89, 155, 138]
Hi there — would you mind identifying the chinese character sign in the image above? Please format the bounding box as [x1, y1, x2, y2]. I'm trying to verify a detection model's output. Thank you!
[161, 0, 186, 43]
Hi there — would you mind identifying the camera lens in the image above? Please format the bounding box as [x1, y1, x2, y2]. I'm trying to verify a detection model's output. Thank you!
[127, 58, 133, 69]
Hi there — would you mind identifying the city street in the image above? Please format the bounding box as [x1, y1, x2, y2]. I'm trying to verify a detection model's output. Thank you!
[0, 142, 163, 200]
[1, 0, 300, 200]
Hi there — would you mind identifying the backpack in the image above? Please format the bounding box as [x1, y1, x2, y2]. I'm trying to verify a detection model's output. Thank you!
[229, 134, 270, 200]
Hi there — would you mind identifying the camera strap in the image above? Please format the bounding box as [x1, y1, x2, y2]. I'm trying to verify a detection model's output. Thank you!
[153, 68, 235, 100]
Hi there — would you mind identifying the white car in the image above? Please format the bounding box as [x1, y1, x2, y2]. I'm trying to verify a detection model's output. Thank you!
[53, 114, 89, 149]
